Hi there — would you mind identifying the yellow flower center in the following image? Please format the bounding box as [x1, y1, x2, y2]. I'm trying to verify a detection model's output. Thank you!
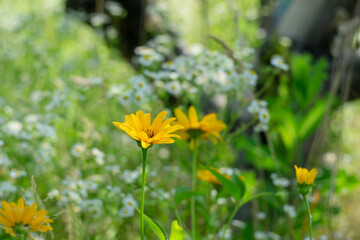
[136, 96, 142, 101]
[76, 146, 82, 152]
[144, 55, 150, 60]
[172, 85, 177, 90]
[124, 95, 129, 100]
[138, 83, 143, 87]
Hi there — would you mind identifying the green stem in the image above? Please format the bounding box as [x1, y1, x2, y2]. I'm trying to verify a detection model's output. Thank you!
[191, 142, 199, 240]
[303, 194, 313, 240]
[222, 203, 241, 239]
[221, 192, 277, 240]
[141, 148, 148, 240]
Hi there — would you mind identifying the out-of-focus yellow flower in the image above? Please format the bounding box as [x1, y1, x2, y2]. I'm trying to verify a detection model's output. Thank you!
[294, 165, 317, 185]
[197, 169, 231, 184]
[174, 106, 226, 148]
[113, 110, 183, 149]
[0, 198, 53, 239]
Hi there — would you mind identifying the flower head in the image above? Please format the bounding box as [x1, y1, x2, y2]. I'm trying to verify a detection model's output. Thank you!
[0, 198, 53, 239]
[197, 169, 231, 185]
[174, 106, 226, 148]
[294, 165, 317, 185]
[113, 111, 183, 149]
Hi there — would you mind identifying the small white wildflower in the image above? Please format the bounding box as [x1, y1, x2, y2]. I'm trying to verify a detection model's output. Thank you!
[257, 212, 266, 220]
[0, 181, 17, 197]
[254, 231, 267, 240]
[231, 219, 246, 229]
[254, 122, 269, 132]
[3, 120, 23, 136]
[271, 55, 289, 71]
[243, 69, 258, 86]
[105, 1, 124, 16]
[119, 206, 135, 218]
[71, 143, 86, 157]
[9, 169, 27, 179]
[123, 195, 138, 208]
[283, 204, 297, 218]
[165, 81, 182, 96]
[118, 90, 132, 105]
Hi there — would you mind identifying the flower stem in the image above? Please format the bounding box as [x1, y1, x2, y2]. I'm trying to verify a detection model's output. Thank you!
[302, 194, 313, 240]
[141, 148, 148, 240]
[191, 142, 199, 240]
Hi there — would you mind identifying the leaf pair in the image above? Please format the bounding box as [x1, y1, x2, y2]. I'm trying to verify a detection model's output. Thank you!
[136, 207, 185, 240]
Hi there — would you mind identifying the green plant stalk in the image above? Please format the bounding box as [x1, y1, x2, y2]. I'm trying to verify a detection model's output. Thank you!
[191, 142, 199, 240]
[222, 192, 277, 240]
[141, 148, 148, 240]
[302, 194, 313, 240]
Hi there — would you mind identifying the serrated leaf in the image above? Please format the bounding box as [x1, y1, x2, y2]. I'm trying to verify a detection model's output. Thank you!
[136, 208, 168, 240]
[206, 167, 241, 201]
[169, 220, 185, 240]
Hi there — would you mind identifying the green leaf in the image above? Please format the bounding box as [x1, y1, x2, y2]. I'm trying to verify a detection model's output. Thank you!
[135, 208, 168, 240]
[298, 99, 327, 139]
[205, 167, 241, 201]
[169, 220, 185, 240]
[174, 187, 203, 205]
[231, 173, 246, 199]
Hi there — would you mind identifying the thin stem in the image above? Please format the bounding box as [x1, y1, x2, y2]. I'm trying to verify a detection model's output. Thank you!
[221, 192, 277, 240]
[302, 194, 313, 240]
[140, 148, 148, 240]
[191, 142, 199, 240]
[222, 203, 241, 239]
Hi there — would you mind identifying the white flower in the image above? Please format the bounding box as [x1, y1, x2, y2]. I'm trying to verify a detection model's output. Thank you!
[84, 180, 98, 191]
[90, 13, 111, 27]
[254, 122, 269, 132]
[247, 100, 261, 114]
[231, 219, 246, 229]
[259, 108, 270, 124]
[162, 61, 175, 70]
[273, 177, 290, 187]
[0, 140, 4, 147]
[92, 148, 105, 166]
[119, 206, 135, 218]
[0, 181, 17, 197]
[133, 90, 147, 105]
[118, 90, 132, 105]
[89, 205, 102, 218]
[123, 195, 138, 208]
[243, 69, 258, 86]
[3, 120, 23, 136]
[71, 143, 86, 158]
[165, 81, 182, 96]
[9, 169, 27, 179]
[138, 54, 154, 66]
[130, 76, 151, 94]
[257, 211, 266, 220]
[254, 231, 267, 240]
[105, 1, 124, 16]
[47, 189, 60, 199]
[283, 204, 297, 218]
[271, 55, 289, 71]
[106, 84, 125, 98]
[0, 154, 11, 167]
[122, 170, 140, 184]
[38, 124, 56, 138]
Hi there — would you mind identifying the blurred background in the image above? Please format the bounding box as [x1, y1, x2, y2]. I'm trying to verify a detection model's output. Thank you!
[1, 0, 360, 239]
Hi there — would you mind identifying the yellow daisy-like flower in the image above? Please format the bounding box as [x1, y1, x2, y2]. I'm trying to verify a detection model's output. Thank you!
[174, 106, 226, 148]
[294, 165, 317, 185]
[0, 198, 53, 239]
[197, 169, 231, 185]
[113, 110, 184, 149]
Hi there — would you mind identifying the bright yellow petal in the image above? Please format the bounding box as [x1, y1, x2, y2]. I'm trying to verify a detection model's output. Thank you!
[174, 108, 190, 126]
[188, 106, 199, 124]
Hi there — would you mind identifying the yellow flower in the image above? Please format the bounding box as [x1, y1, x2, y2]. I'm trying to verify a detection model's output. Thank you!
[294, 165, 317, 185]
[113, 110, 184, 149]
[197, 169, 231, 185]
[0, 198, 53, 239]
[174, 106, 226, 148]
